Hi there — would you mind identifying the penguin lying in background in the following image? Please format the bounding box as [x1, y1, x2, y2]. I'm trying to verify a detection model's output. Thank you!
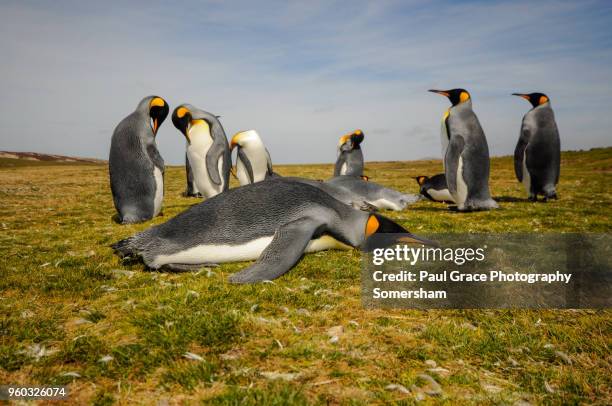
[172, 104, 231, 199]
[184, 154, 202, 197]
[415, 174, 454, 203]
[325, 176, 420, 211]
[512, 92, 561, 201]
[109, 95, 169, 224]
[334, 129, 364, 177]
[428, 88, 498, 211]
[230, 130, 275, 184]
[229, 130, 419, 211]
[112, 178, 431, 283]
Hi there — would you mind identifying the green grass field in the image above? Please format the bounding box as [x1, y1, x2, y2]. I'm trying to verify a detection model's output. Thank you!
[1, 148, 610, 405]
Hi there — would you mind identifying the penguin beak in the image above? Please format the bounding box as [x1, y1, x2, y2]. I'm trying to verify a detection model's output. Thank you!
[512, 93, 530, 101]
[230, 134, 240, 150]
[428, 89, 450, 97]
[152, 118, 159, 134]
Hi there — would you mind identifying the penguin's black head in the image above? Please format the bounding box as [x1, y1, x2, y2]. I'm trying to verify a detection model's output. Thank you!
[148, 96, 169, 135]
[362, 213, 436, 251]
[415, 176, 429, 186]
[512, 92, 549, 108]
[172, 105, 192, 141]
[339, 129, 364, 150]
[428, 88, 470, 106]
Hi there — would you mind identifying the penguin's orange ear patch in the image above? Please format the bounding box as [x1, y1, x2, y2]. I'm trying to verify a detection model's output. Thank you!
[539, 95, 549, 105]
[361, 175, 369, 181]
[176, 107, 189, 118]
[150, 97, 165, 108]
[365, 215, 379, 237]
[416, 176, 427, 185]
[459, 91, 470, 103]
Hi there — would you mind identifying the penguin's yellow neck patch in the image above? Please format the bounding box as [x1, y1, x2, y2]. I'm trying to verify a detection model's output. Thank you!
[150, 97, 165, 108]
[177, 107, 189, 118]
[459, 91, 470, 103]
[365, 215, 379, 237]
[442, 109, 450, 121]
[539, 95, 549, 105]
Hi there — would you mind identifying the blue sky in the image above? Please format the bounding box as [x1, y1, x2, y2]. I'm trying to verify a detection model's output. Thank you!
[0, 0, 610, 164]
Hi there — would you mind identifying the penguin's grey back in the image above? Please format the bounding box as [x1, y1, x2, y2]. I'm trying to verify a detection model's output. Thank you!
[109, 107, 163, 220]
[522, 105, 560, 187]
[446, 102, 492, 202]
[120, 179, 356, 258]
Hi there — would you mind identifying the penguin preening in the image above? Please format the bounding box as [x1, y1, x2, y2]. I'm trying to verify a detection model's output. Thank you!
[428, 88, 498, 211]
[228, 129, 418, 211]
[334, 129, 365, 177]
[230, 130, 275, 185]
[512, 92, 560, 201]
[172, 104, 231, 199]
[109, 95, 169, 224]
[415, 174, 454, 203]
[112, 178, 431, 283]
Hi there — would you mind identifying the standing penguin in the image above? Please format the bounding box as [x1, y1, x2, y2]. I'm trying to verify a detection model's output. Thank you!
[109, 95, 169, 224]
[428, 89, 498, 211]
[172, 104, 231, 199]
[334, 130, 364, 177]
[512, 93, 560, 201]
[230, 130, 275, 185]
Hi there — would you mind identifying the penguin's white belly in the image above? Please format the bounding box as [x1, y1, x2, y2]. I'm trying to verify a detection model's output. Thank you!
[188, 148, 223, 198]
[369, 198, 404, 211]
[455, 156, 468, 206]
[522, 149, 531, 193]
[340, 162, 348, 175]
[440, 122, 449, 168]
[153, 167, 163, 216]
[236, 157, 251, 185]
[151, 235, 350, 267]
[428, 188, 454, 202]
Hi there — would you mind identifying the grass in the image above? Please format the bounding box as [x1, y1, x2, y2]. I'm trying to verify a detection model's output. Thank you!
[0, 148, 610, 404]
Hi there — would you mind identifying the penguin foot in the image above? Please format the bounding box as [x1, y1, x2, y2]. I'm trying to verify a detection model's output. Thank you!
[356, 201, 379, 212]
[528, 195, 538, 202]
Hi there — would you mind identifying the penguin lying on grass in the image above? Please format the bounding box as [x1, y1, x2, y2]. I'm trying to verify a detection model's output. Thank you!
[112, 178, 430, 283]
[512, 92, 560, 201]
[334, 130, 364, 177]
[109, 95, 169, 224]
[415, 174, 454, 203]
[230, 130, 419, 211]
[428, 88, 498, 211]
[172, 104, 231, 199]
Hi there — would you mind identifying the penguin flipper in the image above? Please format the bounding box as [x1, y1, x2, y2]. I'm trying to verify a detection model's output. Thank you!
[445, 135, 465, 197]
[237, 148, 255, 183]
[229, 217, 325, 284]
[205, 137, 228, 186]
[514, 125, 530, 182]
[265, 148, 274, 177]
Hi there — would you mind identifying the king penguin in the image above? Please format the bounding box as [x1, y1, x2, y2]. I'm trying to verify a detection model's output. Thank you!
[334, 130, 365, 177]
[512, 92, 561, 201]
[109, 95, 169, 224]
[415, 174, 454, 203]
[172, 104, 231, 199]
[112, 178, 431, 283]
[428, 88, 498, 211]
[230, 130, 275, 185]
